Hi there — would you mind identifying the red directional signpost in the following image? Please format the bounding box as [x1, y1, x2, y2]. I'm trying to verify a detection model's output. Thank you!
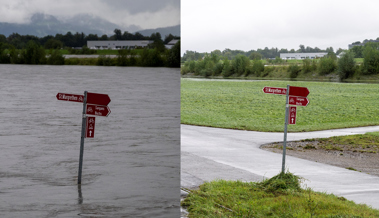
[86, 117, 96, 138]
[289, 106, 297, 125]
[263, 85, 310, 173]
[86, 104, 111, 117]
[288, 86, 310, 98]
[289, 96, 310, 107]
[87, 92, 111, 106]
[57, 90, 111, 184]
[56, 93, 84, 103]
[263, 87, 287, 95]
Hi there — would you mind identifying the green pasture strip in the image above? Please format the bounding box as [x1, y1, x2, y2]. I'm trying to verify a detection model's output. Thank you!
[182, 172, 379, 217]
[181, 79, 379, 132]
[96, 49, 144, 55]
[96, 49, 120, 55]
[301, 131, 379, 153]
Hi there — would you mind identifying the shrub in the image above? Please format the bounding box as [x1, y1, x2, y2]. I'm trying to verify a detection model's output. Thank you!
[23, 40, 46, 64]
[47, 49, 65, 65]
[139, 48, 164, 67]
[302, 58, 312, 73]
[261, 66, 275, 77]
[318, 57, 336, 75]
[165, 40, 180, 68]
[338, 51, 356, 79]
[213, 61, 224, 76]
[288, 64, 301, 78]
[251, 59, 265, 76]
[232, 54, 250, 76]
[362, 46, 379, 75]
[97, 55, 115, 66]
[117, 49, 129, 66]
[222, 58, 233, 78]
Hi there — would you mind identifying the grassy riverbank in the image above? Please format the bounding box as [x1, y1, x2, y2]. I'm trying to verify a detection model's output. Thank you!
[181, 79, 379, 132]
[182, 172, 379, 217]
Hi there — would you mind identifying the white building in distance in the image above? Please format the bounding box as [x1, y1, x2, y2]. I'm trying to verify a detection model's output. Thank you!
[280, 53, 328, 60]
[165, 39, 179, 49]
[87, 40, 153, 49]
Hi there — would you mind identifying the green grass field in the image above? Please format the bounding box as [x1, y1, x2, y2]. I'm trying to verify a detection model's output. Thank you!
[181, 79, 379, 132]
[49, 49, 144, 56]
[182, 172, 379, 217]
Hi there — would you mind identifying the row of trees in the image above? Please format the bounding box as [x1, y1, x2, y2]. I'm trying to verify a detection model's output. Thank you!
[0, 40, 181, 68]
[181, 42, 379, 79]
[0, 29, 179, 50]
[182, 45, 343, 61]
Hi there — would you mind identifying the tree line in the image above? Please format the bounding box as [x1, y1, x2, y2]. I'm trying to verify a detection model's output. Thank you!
[181, 42, 379, 80]
[0, 28, 179, 50]
[182, 45, 342, 61]
[0, 40, 180, 68]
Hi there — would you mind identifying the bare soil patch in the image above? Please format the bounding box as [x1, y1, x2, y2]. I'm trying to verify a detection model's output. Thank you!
[261, 140, 379, 177]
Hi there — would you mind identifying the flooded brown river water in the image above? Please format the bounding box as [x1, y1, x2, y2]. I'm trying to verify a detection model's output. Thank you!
[0, 65, 180, 217]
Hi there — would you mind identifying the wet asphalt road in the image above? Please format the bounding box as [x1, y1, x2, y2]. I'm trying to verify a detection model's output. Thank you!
[181, 124, 379, 209]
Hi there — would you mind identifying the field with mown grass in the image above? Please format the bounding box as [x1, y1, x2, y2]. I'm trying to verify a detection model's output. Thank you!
[54, 49, 144, 55]
[182, 172, 379, 217]
[181, 79, 379, 132]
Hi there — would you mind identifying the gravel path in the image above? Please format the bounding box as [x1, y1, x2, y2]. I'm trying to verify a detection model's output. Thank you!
[261, 140, 379, 177]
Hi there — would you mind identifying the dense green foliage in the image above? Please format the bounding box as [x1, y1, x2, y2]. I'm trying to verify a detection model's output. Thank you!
[182, 172, 379, 217]
[318, 57, 337, 75]
[182, 45, 337, 61]
[0, 29, 179, 49]
[182, 41, 379, 80]
[181, 79, 379, 132]
[338, 51, 356, 79]
[0, 39, 180, 67]
[0, 29, 180, 67]
[288, 64, 301, 78]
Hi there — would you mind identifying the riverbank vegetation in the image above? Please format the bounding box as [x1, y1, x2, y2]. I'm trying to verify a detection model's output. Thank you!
[182, 172, 379, 217]
[181, 41, 379, 82]
[0, 29, 180, 67]
[0, 39, 180, 67]
[181, 79, 379, 132]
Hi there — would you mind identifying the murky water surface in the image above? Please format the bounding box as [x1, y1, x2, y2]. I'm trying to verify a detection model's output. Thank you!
[0, 65, 180, 217]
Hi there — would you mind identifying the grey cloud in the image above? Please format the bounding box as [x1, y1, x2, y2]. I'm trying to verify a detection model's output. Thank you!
[99, 0, 179, 14]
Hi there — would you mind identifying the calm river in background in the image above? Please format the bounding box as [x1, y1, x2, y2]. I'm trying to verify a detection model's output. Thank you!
[0, 65, 180, 217]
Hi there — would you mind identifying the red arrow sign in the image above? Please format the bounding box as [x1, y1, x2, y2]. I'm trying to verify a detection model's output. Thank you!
[87, 92, 111, 106]
[86, 117, 96, 138]
[289, 106, 297, 125]
[289, 96, 309, 106]
[86, 104, 111, 117]
[289, 86, 309, 97]
[263, 87, 287, 95]
[56, 93, 84, 103]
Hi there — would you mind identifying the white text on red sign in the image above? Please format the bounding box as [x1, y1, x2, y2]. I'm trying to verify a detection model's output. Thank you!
[289, 106, 296, 125]
[86, 104, 111, 117]
[289, 96, 309, 106]
[86, 117, 96, 138]
[263, 87, 287, 95]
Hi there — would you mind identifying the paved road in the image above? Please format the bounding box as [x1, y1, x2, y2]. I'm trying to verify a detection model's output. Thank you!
[181, 124, 379, 209]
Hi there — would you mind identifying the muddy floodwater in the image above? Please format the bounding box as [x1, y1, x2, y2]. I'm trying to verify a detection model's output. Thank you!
[0, 65, 180, 217]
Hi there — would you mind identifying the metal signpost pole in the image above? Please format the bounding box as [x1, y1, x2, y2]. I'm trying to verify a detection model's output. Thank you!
[78, 91, 87, 185]
[282, 85, 290, 174]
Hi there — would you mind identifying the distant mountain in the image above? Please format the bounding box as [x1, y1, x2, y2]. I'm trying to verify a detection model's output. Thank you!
[0, 13, 123, 37]
[137, 25, 180, 37]
[0, 13, 180, 39]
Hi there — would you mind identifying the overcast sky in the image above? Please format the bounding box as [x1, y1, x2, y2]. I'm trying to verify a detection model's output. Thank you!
[0, 0, 180, 30]
[182, 0, 379, 55]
